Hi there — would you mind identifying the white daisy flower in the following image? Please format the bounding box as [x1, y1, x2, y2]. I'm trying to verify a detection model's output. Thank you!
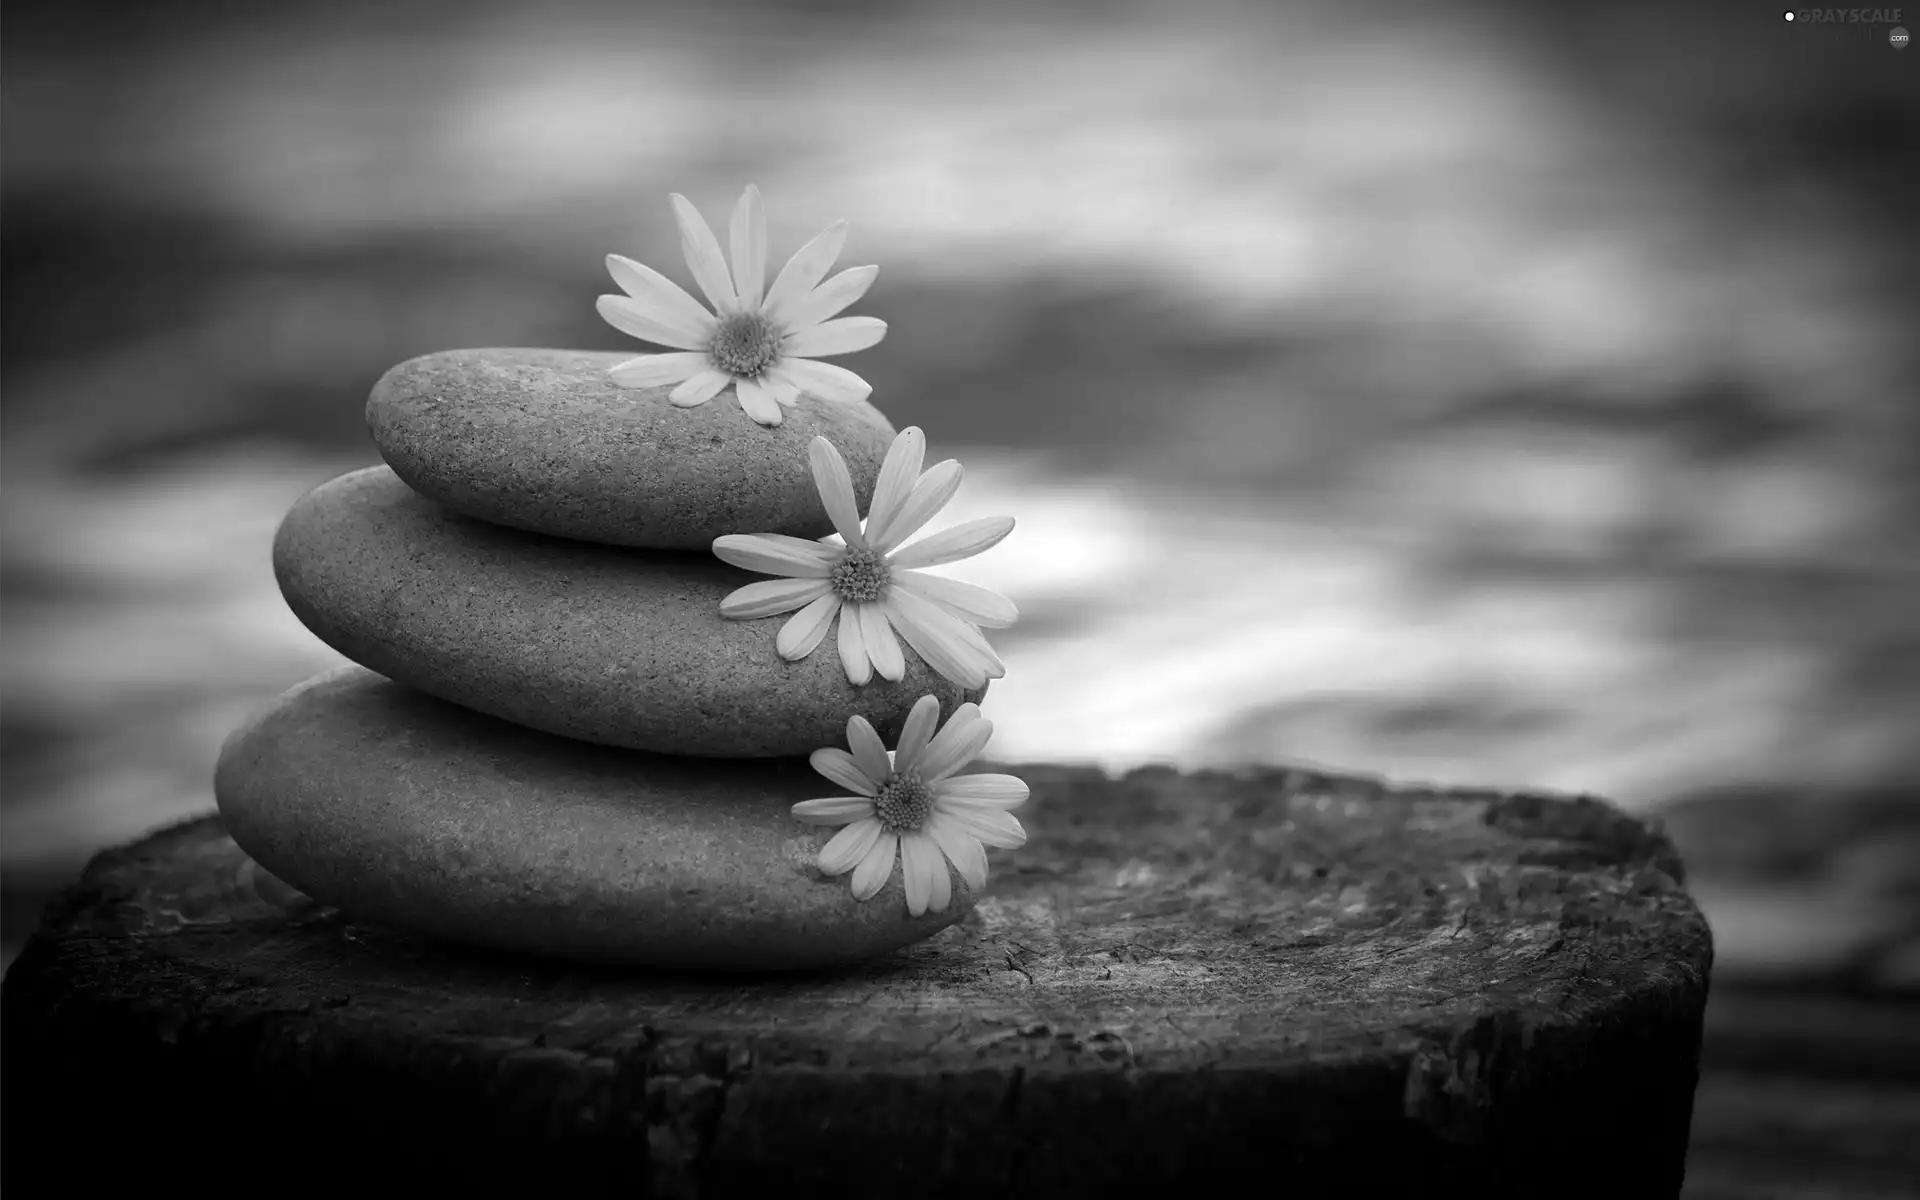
[712, 426, 1016, 689]
[594, 184, 887, 428]
[793, 695, 1028, 916]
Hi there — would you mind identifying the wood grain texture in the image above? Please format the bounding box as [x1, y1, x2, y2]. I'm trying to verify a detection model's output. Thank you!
[0, 765, 1712, 1198]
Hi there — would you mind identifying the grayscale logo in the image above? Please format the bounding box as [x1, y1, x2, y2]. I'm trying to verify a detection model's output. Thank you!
[1785, 7, 1906, 20]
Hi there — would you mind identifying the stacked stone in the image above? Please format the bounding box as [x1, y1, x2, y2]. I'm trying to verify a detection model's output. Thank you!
[215, 348, 987, 970]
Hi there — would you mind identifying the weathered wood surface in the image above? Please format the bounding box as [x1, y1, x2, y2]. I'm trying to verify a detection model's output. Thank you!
[1, 766, 1711, 1197]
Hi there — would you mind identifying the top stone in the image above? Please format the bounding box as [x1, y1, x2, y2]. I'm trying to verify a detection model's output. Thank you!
[366, 348, 896, 549]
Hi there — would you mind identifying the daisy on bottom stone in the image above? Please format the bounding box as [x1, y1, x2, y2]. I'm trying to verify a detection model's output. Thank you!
[794, 696, 1028, 916]
[595, 184, 886, 427]
[712, 426, 1015, 689]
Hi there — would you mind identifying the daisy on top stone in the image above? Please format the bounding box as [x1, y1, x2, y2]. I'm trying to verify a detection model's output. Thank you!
[596, 185, 886, 427]
[795, 695, 1028, 917]
[712, 427, 1015, 690]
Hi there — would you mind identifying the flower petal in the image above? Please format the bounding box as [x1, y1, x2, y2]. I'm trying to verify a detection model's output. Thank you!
[760, 373, 802, 408]
[728, 184, 767, 311]
[783, 316, 887, 359]
[808, 437, 868, 549]
[759, 365, 806, 406]
[669, 370, 733, 407]
[596, 294, 710, 351]
[734, 377, 783, 426]
[817, 817, 883, 874]
[885, 589, 1004, 685]
[608, 352, 709, 389]
[809, 746, 879, 796]
[777, 593, 841, 659]
[837, 602, 873, 685]
[870, 461, 962, 554]
[782, 265, 878, 332]
[933, 773, 1030, 807]
[763, 220, 847, 325]
[900, 831, 942, 916]
[845, 714, 892, 785]
[937, 804, 1027, 850]
[879, 594, 988, 690]
[712, 533, 836, 578]
[893, 694, 942, 775]
[892, 571, 1019, 628]
[864, 428, 926, 550]
[669, 192, 739, 314]
[604, 255, 718, 337]
[796, 798, 876, 829]
[850, 831, 898, 900]
[720, 577, 831, 619]
[940, 609, 1008, 680]
[917, 832, 955, 913]
[858, 601, 905, 682]
[918, 702, 992, 784]
[774, 357, 873, 406]
[925, 814, 990, 892]
[925, 845, 952, 912]
[886, 516, 1015, 570]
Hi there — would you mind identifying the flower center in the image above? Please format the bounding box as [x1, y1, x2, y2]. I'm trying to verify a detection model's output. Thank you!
[874, 770, 934, 833]
[829, 548, 891, 603]
[707, 311, 782, 378]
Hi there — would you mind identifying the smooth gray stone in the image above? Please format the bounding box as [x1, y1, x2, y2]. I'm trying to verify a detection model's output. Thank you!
[215, 667, 971, 969]
[366, 348, 896, 549]
[273, 466, 984, 757]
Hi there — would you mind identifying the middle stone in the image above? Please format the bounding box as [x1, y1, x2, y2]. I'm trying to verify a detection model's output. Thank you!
[275, 466, 985, 757]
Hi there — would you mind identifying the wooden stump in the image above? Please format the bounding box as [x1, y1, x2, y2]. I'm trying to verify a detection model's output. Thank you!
[1, 765, 1711, 1198]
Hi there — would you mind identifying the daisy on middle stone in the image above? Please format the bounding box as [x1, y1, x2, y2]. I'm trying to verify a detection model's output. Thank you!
[712, 427, 1016, 689]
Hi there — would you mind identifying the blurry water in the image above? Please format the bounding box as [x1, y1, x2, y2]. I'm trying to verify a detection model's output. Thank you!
[4, 0, 1916, 979]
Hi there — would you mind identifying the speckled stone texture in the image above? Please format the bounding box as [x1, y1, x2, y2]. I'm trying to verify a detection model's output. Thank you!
[215, 667, 970, 969]
[366, 348, 896, 549]
[3, 762, 1710, 1196]
[273, 466, 984, 757]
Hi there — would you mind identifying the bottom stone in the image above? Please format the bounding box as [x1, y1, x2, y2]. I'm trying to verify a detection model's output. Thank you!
[213, 666, 970, 969]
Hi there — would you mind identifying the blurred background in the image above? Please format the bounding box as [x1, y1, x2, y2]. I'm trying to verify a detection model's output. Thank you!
[4, 0, 1916, 1191]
